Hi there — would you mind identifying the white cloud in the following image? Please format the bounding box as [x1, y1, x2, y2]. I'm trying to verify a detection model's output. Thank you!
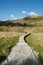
[10, 15, 18, 20]
[28, 12, 38, 16]
[11, 15, 14, 18]
[22, 11, 27, 14]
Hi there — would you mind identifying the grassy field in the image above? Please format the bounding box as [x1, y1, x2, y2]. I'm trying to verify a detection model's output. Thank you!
[25, 33, 43, 65]
[0, 26, 43, 33]
[0, 36, 19, 63]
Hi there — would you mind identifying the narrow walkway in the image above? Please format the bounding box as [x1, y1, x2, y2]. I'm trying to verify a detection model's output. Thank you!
[2, 33, 39, 65]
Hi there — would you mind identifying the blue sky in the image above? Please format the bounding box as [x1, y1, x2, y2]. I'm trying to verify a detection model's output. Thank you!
[0, 0, 43, 20]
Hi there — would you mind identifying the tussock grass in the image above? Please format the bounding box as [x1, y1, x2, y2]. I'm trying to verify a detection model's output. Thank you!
[25, 33, 43, 65]
[0, 36, 19, 63]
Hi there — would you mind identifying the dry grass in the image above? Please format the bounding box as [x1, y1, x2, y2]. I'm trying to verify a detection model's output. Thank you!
[0, 32, 25, 38]
[24, 27, 43, 33]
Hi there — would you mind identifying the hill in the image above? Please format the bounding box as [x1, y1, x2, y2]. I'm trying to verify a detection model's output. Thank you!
[0, 15, 43, 27]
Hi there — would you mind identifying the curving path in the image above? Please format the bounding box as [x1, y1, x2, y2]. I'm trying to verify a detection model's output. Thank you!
[2, 33, 39, 65]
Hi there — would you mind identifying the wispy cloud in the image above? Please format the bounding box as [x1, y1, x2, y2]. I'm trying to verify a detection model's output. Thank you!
[13, 18, 18, 20]
[21, 11, 27, 14]
[28, 12, 38, 16]
[20, 17, 24, 19]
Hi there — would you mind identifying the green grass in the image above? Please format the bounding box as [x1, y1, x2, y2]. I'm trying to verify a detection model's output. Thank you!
[0, 36, 19, 63]
[25, 33, 43, 65]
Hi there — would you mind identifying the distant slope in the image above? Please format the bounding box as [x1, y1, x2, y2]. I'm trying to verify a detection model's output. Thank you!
[0, 15, 43, 27]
